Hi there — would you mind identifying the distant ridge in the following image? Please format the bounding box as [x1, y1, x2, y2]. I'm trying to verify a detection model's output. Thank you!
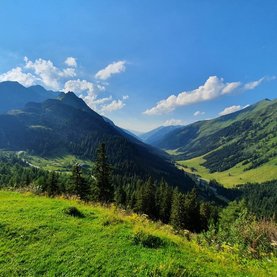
[0, 81, 58, 113]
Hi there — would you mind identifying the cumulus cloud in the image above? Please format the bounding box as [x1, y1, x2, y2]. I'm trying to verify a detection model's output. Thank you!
[193, 111, 205, 116]
[64, 79, 94, 94]
[243, 78, 264, 90]
[163, 119, 185, 126]
[24, 56, 76, 90]
[95, 61, 126, 80]
[0, 67, 38, 87]
[100, 99, 125, 113]
[0, 56, 128, 114]
[219, 104, 249, 116]
[65, 57, 77, 67]
[144, 76, 265, 115]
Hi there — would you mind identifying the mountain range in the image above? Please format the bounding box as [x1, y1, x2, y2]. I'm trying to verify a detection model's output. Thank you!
[139, 125, 183, 145]
[0, 81, 58, 113]
[0, 81, 194, 189]
[143, 99, 277, 186]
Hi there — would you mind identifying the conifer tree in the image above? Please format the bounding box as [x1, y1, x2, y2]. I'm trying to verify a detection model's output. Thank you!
[183, 188, 200, 232]
[155, 179, 172, 223]
[114, 185, 126, 206]
[71, 164, 90, 201]
[46, 171, 59, 197]
[135, 178, 156, 217]
[94, 143, 113, 202]
[170, 187, 185, 229]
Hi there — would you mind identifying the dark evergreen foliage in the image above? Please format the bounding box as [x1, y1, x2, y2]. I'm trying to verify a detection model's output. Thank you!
[94, 143, 113, 202]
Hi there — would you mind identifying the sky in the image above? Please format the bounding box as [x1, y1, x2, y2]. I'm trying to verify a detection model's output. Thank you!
[0, 0, 277, 132]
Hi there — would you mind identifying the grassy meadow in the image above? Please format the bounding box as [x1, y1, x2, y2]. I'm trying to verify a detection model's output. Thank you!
[0, 191, 276, 276]
[177, 156, 277, 187]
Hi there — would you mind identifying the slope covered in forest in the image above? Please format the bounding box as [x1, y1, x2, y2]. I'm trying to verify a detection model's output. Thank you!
[148, 99, 277, 186]
[0, 88, 193, 189]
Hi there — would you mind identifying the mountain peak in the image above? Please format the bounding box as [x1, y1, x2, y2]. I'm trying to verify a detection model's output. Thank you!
[59, 91, 91, 112]
[0, 81, 26, 90]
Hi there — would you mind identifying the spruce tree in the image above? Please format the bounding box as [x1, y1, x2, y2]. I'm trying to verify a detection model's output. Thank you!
[114, 185, 126, 207]
[135, 178, 156, 217]
[156, 179, 172, 223]
[46, 172, 59, 197]
[183, 188, 200, 232]
[94, 143, 113, 202]
[71, 164, 90, 201]
[170, 187, 185, 229]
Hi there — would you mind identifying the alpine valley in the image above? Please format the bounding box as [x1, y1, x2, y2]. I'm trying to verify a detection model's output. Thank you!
[0, 81, 276, 276]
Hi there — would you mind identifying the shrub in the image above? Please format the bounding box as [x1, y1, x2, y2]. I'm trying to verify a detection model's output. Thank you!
[63, 206, 85, 218]
[133, 231, 164, 248]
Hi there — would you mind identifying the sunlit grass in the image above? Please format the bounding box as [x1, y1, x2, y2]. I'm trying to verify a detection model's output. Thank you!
[177, 156, 277, 187]
[0, 191, 276, 276]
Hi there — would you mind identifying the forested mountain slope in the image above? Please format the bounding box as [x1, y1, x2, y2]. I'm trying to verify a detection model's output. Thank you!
[149, 99, 277, 183]
[0, 91, 194, 189]
[150, 99, 277, 178]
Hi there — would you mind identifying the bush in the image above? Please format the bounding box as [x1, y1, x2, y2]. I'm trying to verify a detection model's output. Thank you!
[133, 231, 164, 248]
[63, 206, 85, 218]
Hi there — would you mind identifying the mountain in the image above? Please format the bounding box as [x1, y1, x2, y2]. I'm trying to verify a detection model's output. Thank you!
[148, 99, 277, 185]
[139, 125, 183, 145]
[0, 89, 194, 189]
[0, 81, 58, 113]
[125, 129, 144, 137]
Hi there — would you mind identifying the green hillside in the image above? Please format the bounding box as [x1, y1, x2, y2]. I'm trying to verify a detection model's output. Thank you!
[177, 155, 277, 187]
[0, 191, 276, 276]
[152, 99, 277, 186]
[0, 91, 194, 189]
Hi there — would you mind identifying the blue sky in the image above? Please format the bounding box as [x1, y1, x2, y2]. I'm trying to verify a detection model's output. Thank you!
[0, 0, 277, 131]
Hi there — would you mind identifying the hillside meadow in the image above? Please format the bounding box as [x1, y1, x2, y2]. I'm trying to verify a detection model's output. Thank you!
[0, 191, 276, 276]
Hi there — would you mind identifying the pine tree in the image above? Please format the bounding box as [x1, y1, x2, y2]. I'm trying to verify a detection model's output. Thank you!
[135, 178, 156, 217]
[183, 188, 200, 232]
[71, 164, 90, 201]
[170, 187, 185, 229]
[94, 143, 113, 202]
[47, 172, 59, 197]
[114, 185, 126, 207]
[155, 179, 172, 223]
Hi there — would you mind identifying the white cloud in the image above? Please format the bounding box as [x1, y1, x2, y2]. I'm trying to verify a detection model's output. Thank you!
[0, 56, 128, 114]
[163, 119, 185, 126]
[64, 79, 94, 94]
[95, 61, 126, 80]
[65, 57, 77, 67]
[144, 76, 265, 115]
[144, 76, 240, 115]
[100, 99, 125, 113]
[222, 82, 241, 94]
[24, 56, 76, 90]
[193, 110, 205, 116]
[0, 67, 38, 87]
[219, 104, 249, 116]
[243, 78, 264, 90]
[92, 96, 113, 105]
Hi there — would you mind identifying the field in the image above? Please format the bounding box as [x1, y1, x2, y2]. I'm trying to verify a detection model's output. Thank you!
[17, 151, 94, 172]
[177, 155, 277, 188]
[0, 191, 276, 276]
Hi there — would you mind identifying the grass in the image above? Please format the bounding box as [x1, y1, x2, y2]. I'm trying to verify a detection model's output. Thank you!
[177, 155, 277, 188]
[17, 151, 94, 172]
[0, 191, 276, 276]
